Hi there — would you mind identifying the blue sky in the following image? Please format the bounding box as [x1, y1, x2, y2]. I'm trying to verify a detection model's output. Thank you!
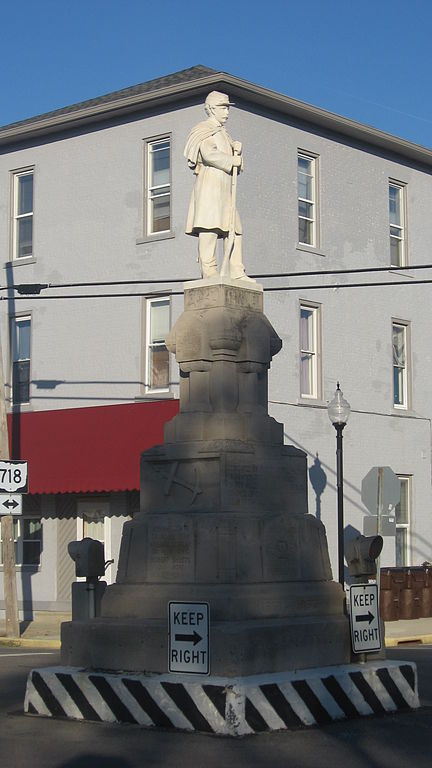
[1, 0, 432, 148]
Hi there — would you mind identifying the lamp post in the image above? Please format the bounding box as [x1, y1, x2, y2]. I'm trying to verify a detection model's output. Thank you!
[328, 383, 351, 588]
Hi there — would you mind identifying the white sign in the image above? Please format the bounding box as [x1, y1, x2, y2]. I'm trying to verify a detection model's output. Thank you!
[0, 461, 28, 494]
[0, 494, 22, 515]
[349, 583, 382, 653]
[169, 601, 209, 675]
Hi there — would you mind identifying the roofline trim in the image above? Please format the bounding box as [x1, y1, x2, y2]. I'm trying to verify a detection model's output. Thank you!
[1, 70, 432, 166]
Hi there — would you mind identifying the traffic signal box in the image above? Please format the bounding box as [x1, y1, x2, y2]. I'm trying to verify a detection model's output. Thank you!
[346, 534, 383, 581]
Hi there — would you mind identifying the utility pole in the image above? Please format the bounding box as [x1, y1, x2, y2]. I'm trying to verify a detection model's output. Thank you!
[0, 334, 19, 638]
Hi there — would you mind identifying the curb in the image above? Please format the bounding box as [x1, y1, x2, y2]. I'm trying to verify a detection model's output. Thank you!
[24, 660, 420, 734]
[385, 634, 432, 648]
[0, 637, 61, 649]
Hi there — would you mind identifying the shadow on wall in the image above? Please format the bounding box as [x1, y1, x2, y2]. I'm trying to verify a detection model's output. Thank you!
[308, 452, 327, 521]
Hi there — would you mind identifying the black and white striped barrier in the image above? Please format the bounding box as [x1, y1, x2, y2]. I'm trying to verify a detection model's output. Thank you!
[25, 660, 419, 735]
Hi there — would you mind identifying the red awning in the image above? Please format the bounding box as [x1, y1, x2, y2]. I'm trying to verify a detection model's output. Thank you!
[7, 401, 179, 495]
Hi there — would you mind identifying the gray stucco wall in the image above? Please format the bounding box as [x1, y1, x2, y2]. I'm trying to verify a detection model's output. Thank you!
[0, 94, 431, 582]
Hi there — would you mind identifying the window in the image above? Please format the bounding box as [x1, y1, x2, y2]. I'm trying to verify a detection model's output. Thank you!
[300, 302, 321, 399]
[12, 169, 34, 260]
[395, 476, 411, 566]
[145, 137, 171, 235]
[0, 517, 42, 566]
[11, 315, 31, 405]
[392, 320, 410, 409]
[298, 152, 317, 247]
[389, 181, 406, 266]
[145, 298, 170, 392]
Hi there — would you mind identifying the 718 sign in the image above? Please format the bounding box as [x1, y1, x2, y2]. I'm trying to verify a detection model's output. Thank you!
[0, 461, 28, 494]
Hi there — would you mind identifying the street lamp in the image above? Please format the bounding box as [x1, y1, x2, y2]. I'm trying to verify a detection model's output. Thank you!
[328, 382, 351, 588]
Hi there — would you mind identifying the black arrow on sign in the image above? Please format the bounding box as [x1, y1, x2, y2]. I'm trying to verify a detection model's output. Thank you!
[356, 611, 374, 625]
[2, 499, 18, 510]
[175, 631, 202, 646]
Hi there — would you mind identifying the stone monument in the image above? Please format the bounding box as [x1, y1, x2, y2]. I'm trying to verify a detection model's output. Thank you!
[29, 92, 418, 734]
[61, 91, 351, 672]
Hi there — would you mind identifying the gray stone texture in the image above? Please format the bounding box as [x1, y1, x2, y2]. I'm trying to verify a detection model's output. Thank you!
[62, 279, 351, 673]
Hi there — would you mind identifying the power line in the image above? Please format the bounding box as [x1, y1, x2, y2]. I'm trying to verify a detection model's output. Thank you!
[3, 262, 432, 295]
[3, 277, 432, 301]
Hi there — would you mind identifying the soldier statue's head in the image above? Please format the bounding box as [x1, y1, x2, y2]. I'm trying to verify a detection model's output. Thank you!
[204, 91, 234, 124]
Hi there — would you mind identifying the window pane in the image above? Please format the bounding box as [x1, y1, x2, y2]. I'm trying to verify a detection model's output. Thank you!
[298, 200, 313, 219]
[83, 510, 104, 542]
[394, 367, 404, 405]
[23, 541, 41, 566]
[393, 326, 405, 366]
[395, 527, 408, 567]
[150, 144, 170, 187]
[298, 156, 312, 174]
[16, 319, 31, 360]
[300, 308, 313, 350]
[298, 218, 312, 244]
[301, 353, 313, 396]
[17, 217, 32, 258]
[390, 237, 401, 266]
[17, 174, 33, 215]
[389, 185, 401, 225]
[150, 346, 169, 389]
[298, 172, 313, 201]
[150, 300, 170, 343]
[13, 360, 30, 404]
[151, 194, 170, 233]
[396, 480, 409, 524]
[23, 518, 41, 539]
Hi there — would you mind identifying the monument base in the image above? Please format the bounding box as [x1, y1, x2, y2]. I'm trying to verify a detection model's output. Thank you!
[25, 660, 419, 735]
[61, 613, 352, 675]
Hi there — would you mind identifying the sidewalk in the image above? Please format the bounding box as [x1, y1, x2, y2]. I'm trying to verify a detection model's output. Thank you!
[1, 612, 432, 650]
[0, 611, 70, 649]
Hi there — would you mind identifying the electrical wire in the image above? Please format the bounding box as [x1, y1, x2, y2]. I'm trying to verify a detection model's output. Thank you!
[2, 262, 432, 295]
[2, 277, 432, 300]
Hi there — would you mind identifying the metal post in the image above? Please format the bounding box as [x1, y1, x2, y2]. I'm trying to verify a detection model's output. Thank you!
[335, 423, 345, 588]
[87, 581, 96, 619]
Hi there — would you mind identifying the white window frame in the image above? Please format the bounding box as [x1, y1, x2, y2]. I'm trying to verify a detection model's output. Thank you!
[395, 475, 411, 567]
[10, 314, 31, 406]
[77, 499, 113, 584]
[0, 516, 42, 567]
[145, 296, 170, 394]
[389, 180, 407, 267]
[298, 151, 318, 248]
[145, 136, 171, 236]
[11, 168, 34, 260]
[299, 301, 321, 399]
[392, 319, 410, 410]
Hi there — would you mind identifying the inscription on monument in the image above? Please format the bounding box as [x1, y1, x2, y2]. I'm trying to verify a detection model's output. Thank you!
[147, 521, 194, 581]
[185, 284, 263, 312]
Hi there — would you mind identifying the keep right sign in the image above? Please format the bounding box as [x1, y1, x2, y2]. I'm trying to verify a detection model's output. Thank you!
[349, 583, 382, 654]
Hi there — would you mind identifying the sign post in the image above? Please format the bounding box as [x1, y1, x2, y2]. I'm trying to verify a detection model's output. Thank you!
[169, 601, 209, 675]
[361, 466, 400, 592]
[0, 460, 28, 638]
[349, 583, 382, 654]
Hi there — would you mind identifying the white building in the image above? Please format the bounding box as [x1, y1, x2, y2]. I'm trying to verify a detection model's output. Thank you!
[0, 65, 431, 615]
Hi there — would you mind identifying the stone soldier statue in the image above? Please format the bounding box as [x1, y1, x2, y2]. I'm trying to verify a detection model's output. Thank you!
[184, 91, 254, 281]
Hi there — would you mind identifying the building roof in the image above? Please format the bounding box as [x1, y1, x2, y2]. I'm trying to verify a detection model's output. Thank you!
[2, 64, 432, 167]
[7, 401, 179, 495]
